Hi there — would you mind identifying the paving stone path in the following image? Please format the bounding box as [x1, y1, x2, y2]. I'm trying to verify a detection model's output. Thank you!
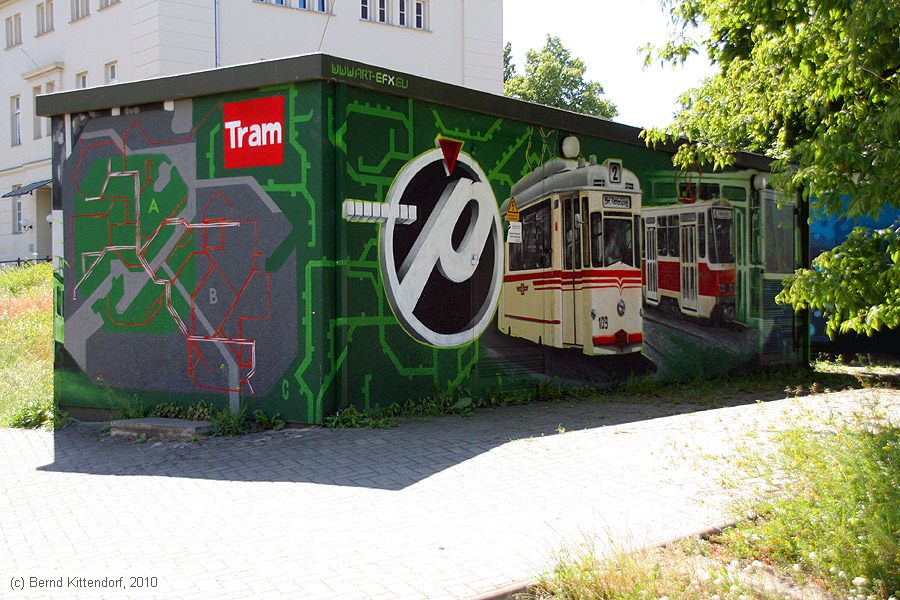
[2, 389, 897, 599]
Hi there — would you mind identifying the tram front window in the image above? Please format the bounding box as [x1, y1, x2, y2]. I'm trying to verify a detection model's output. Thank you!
[593, 216, 634, 267]
[709, 209, 735, 264]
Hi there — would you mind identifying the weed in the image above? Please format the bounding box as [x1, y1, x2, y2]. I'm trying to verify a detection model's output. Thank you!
[253, 409, 285, 431]
[718, 406, 900, 598]
[0, 263, 53, 427]
[618, 373, 661, 395]
[534, 377, 565, 401]
[209, 407, 248, 437]
[118, 396, 149, 420]
[185, 400, 214, 421]
[4, 397, 70, 430]
[324, 405, 397, 429]
[151, 402, 185, 419]
[528, 540, 752, 600]
[0, 262, 52, 297]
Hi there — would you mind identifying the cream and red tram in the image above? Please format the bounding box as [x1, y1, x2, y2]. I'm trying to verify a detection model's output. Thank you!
[642, 199, 736, 322]
[497, 157, 643, 355]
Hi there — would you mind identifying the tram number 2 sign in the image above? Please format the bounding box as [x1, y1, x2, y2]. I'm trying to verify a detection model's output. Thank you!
[380, 148, 503, 347]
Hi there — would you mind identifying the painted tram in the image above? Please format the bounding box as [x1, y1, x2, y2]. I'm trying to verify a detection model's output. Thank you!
[497, 157, 643, 355]
[642, 198, 737, 323]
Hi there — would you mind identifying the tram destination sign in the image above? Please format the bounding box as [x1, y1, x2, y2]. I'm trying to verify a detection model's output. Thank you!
[602, 194, 632, 209]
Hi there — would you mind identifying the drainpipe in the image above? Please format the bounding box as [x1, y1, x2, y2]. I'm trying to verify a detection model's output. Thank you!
[214, 0, 221, 67]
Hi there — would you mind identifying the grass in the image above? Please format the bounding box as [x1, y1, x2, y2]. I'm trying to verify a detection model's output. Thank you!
[530, 401, 900, 600]
[0, 262, 62, 429]
[529, 538, 768, 600]
[717, 403, 900, 599]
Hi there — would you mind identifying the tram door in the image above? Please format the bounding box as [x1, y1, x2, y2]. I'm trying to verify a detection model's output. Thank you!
[680, 223, 698, 312]
[562, 197, 584, 346]
[645, 222, 659, 303]
[733, 207, 750, 324]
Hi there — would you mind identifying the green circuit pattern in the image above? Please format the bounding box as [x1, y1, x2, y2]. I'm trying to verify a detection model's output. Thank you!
[190, 82, 680, 422]
[63, 78, 769, 424]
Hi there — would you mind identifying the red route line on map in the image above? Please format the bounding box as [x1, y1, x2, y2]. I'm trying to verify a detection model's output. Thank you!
[69, 103, 273, 394]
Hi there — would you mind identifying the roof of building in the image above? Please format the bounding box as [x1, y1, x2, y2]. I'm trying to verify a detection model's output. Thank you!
[36, 52, 772, 171]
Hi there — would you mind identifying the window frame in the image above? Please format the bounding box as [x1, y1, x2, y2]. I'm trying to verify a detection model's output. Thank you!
[36, 1, 55, 36]
[376, 0, 387, 23]
[71, 0, 89, 22]
[99, 0, 120, 9]
[75, 71, 87, 89]
[398, 0, 407, 26]
[360, 0, 369, 20]
[105, 60, 118, 84]
[11, 95, 22, 146]
[414, 0, 425, 29]
[32, 86, 43, 140]
[13, 196, 24, 234]
[508, 200, 553, 272]
[5, 13, 22, 48]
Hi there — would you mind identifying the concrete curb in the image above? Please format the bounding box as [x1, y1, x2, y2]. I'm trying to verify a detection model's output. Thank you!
[467, 520, 738, 600]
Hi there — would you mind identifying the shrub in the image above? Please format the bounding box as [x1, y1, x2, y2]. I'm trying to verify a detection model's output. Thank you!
[210, 407, 248, 437]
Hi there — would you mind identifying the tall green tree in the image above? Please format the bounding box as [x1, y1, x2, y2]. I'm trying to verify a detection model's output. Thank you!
[643, 0, 900, 336]
[503, 41, 515, 83]
[504, 35, 618, 119]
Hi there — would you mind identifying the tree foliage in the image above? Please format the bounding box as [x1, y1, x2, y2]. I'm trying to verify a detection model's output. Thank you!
[777, 225, 900, 337]
[503, 41, 515, 83]
[643, 0, 900, 217]
[504, 35, 618, 119]
[644, 0, 900, 335]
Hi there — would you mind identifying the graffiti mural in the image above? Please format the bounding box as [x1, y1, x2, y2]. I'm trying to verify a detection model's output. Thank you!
[51, 59, 806, 423]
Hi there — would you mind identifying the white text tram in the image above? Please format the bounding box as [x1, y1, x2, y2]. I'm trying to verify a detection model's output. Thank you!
[498, 158, 643, 355]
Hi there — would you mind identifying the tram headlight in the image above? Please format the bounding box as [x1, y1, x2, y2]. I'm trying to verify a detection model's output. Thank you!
[617, 299, 626, 317]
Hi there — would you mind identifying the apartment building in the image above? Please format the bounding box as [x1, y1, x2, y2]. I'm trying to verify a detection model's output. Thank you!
[0, 0, 503, 262]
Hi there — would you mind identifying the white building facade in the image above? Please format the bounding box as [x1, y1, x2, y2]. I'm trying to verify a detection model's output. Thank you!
[0, 0, 503, 262]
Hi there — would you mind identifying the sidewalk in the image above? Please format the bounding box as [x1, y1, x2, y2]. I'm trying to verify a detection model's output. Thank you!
[2, 389, 897, 599]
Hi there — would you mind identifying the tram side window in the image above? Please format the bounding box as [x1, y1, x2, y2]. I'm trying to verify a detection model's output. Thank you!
[591, 213, 603, 266]
[710, 209, 736, 263]
[698, 213, 706, 258]
[667, 214, 680, 257]
[509, 201, 552, 271]
[657, 216, 668, 257]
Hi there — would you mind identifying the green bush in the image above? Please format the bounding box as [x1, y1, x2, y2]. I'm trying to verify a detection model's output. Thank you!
[0, 262, 52, 296]
[210, 407, 248, 437]
[185, 400, 214, 421]
[151, 402, 185, 419]
[252, 409, 285, 431]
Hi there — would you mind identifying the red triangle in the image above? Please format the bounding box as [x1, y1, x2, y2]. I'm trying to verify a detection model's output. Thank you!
[438, 138, 463, 175]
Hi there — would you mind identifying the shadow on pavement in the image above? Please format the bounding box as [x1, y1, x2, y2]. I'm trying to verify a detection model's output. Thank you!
[41, 394, 787, 491]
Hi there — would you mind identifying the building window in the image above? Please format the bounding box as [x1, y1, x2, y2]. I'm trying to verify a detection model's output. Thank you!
[105, 61, 117, 84]
[37, 2, 54, 35]
[99, 0, 120, 8]
[360, 0, 368, 20]
[414, 0, 425, 29]
[71, 0, 89, 21]
[398, 0, 406, 26]
[14, 197, 24, 234]
[376, 0, 387, 22]
[5, 13, 22, 48]
[33, 86, 43, 139]
[11, 96, 22, 146]
[315, 0, 326, 12]
[75, 71, 87, 88]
